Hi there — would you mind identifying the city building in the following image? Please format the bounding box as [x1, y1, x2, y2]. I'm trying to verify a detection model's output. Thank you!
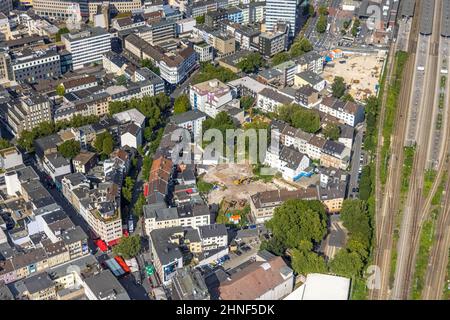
[319, 96, 365, 127]
[62, 27, 111, 70]
[265, 0, 298, 37]
[218, 253, 294, 300]
[11, 49, 61, 83]
[190, 79, 233, 118]
[6, 94, 52, 136]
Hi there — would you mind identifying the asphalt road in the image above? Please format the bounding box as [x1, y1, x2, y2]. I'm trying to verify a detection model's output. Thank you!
[348, 125, 364, 198]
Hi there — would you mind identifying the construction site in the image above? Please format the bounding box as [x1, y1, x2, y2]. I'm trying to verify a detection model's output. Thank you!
[323, 52, 387, 101]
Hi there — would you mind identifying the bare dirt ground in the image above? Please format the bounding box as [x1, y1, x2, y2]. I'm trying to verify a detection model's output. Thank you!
[201, 163, 279, 204]
[323, 53, 385, 101]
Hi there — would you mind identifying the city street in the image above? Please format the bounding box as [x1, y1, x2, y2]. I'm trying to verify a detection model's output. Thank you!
[348, 125, 365, 198]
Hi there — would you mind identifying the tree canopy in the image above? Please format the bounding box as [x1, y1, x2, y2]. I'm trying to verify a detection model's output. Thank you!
[329, 249, 364, 278]
[277, 104, 321, 133]
[112, 235, 141, 259]
[173, 94, 190, 114]
[195, 14, 205, 25]
[237, 52, 264, 74]
[0, 138, 12, 150]
[340, 199, 372, 248]
[332, 76, 347, 98]
[271, 52, 290, 66]
[192, 63, 238, 84]
[323, 123, 340, 141]
[290, 37, 313, 58]
[94, 131, 114, 155]
[56, 84, 65, 96]
[316, 15, 328, 33]
[265, 199, 328, 250]
[291, 241, 328, 276]
[57, 139, 80, 159]
[141, 59, 160, 75]
[122, 176, 135, 203]
[240, 96, 255, 110]
[55, 27, 69, 42]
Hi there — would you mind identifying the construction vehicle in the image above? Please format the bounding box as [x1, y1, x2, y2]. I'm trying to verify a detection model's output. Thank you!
[233, 177, 252, 185]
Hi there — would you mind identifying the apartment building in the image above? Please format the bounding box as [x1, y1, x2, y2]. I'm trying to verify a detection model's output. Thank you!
[6, 94, 52, 136]
[11, 49, 61, 83]
[62, 27, 111, 70]
[143, 202, 211, 236]
[319, 96, 365, 127]
[264, 145, 311, 182]
[256, 87, 294, 113]
[258, 31, 288, 57]
[190, 79, 233, 118]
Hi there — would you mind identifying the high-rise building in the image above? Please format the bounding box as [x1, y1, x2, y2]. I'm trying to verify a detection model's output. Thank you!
[265, 0, 298, 37]
[62, 27, 111, 69]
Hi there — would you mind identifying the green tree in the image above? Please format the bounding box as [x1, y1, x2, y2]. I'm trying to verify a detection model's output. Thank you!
[332, 76, 347, 98]
[290, 37, 313, 58]
[122, 176, 135, 203]
[112, 235, 141, 259]
[57, 139, 80, 159]
[359, 166, 372, 201]
[141, 59, 160, 75]
[316, 15, 328, 33]
[329, 249, 364, 278]
[17, 130, 36, 152]
[271, 52, 290, 66]
[266, 199, 327, 249]
[55, 27, 69, 42]
[260, 236, 286, 256]
[237, 52, 264, 74]
[116, 75, 127, 85]
[195, 14, 205, 25]
[351, 19, 361, 37]
[133, 194, 146, 217]
[278, 104, 321, 133]
[340, 199, 372, 248]
[0, 138, 12, 150]
[142, 156, 153, 180]
[173, 94, 190, 114]
[56, 84, 65, 96]
[192, 63, 238, 84]
[318, 5, 329, 16]
[343, 20, 351, 30]
[94, 131, 114, 155]
[291, 241, 327, 275]
[240, 96, 255, 110]
[323, 123, 340, 141]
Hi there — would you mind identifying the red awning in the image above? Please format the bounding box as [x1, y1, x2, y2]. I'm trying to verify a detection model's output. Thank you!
[107, 238, 120, 247]
[95, 239, 108, 252]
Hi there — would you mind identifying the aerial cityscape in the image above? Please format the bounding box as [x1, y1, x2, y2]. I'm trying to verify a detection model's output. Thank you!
[0, 0, 448, 304]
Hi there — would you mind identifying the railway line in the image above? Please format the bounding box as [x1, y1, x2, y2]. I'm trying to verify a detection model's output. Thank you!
[369, 0, 422, 300]
[391, 0, 450, 300]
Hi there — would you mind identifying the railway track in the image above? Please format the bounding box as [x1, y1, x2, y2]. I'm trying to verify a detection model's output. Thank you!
[391, 0, 450, 300]
[369, 4, 422, 300]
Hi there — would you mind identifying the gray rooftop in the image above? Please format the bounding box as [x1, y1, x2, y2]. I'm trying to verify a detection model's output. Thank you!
[401, 0, 416, 17]
[23, 272, 54, 294]
[199, 224, 227, 239]
[150, 226, 183, 266]
[84, 270, 130, 300]
[420, 0, 435, 35]
[442, 0, 450, 37]
[170, 110, 207, 125]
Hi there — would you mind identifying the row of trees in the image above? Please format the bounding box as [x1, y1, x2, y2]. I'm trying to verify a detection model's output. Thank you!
[192, 63, 238, 85]
[316, 5, 329, 34]
[271, 37, 313, 66]
[173, 94, 190, 114]
[277, 103, 321, 133]
[18, 115, 100, 152]
[57, 139, 81, 159]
